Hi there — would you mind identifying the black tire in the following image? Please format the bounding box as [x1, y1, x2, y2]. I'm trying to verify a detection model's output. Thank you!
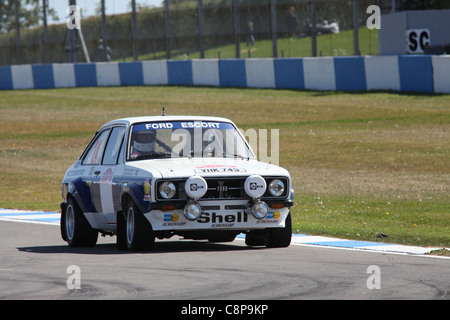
[125, 200, 155, 251]
[245, 230, 269, 247]
[267, 211, 292, 248]
[60, 204, 68, 242]
[61, 197, 98, 247]
[116, 210, 127, 250]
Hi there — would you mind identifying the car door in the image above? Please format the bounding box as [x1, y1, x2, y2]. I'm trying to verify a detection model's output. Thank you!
[95, 126, 126, 225]
[80, 128, 111, 216]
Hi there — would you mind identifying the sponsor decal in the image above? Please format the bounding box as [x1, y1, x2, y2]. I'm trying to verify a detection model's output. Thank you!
[145, 123, 174, 130]
[179, 122, 221, 129]
[89, 166, 97, 176]
[197, 212, 247, 227]
[123, 168, 140, 176]
[272, 211, 280, 219]
[164, 213, 179, 222]
[190, 183, 204, 191]
[256, 210, 280, 224]
[101, 167, 114, 182]
[65, 169, 85, 177]
[143, 179, 151, 201]
[163, 213, 186, 226]
[249, 182, 264, 190]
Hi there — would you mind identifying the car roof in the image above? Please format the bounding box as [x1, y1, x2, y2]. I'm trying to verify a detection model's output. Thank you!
[99, 115, 234, 130]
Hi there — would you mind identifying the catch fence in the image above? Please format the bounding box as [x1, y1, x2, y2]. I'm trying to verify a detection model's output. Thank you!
[1, 0, 380, 66]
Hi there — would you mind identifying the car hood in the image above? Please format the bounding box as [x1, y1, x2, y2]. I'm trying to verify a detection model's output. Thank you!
[126, 158, 289, 179]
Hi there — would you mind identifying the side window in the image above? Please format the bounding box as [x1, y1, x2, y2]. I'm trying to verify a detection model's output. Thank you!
[82, 129, 111, 165]
[103, 127, 126, 165]
[117, 134, 126, 164]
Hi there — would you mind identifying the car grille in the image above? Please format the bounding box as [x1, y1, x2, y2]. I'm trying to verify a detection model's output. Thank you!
[156, 177, 288, 201]
[162, 177, 246, 200]
[205, 178, 245, 199]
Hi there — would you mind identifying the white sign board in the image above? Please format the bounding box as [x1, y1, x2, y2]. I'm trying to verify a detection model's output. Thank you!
[406, 29, 431, 54]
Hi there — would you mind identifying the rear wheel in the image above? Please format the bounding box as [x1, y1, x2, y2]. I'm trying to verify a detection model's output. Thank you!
[61, 197, 98, 247]
[124, 201, 155, 251]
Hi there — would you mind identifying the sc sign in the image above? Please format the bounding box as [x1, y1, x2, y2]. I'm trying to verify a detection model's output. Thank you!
[406, 29, 430, 54]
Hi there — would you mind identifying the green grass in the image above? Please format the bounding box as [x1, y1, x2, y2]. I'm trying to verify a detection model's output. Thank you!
[0, 86, 448, 247]
[295, 197, 449, 246]
[121, 28, 378, 61]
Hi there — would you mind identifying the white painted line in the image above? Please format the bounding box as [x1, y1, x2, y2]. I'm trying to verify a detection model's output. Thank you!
[237, 233, 449, 258]
[0, 208, 60, 226]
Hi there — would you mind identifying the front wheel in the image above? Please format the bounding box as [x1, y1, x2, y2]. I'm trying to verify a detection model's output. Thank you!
[245, 211, 292, 248]
[267, 211, 292, 248]
[124, 201, 155, 251]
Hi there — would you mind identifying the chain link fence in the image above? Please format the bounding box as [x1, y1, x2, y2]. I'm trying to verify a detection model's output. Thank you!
[1, 0, 383, 66]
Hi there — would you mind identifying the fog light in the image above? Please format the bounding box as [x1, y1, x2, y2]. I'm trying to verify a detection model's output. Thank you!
[183, 202, 202, 221]
[251, 201, 269, 219]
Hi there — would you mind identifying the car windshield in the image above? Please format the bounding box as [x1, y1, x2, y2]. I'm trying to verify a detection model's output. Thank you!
[127, 121, 253, 161]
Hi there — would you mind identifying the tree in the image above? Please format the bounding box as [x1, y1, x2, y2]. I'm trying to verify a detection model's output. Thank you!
[0, 0, 58, 33]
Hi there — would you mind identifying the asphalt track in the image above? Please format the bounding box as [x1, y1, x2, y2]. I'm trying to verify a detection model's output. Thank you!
[0, 211, 449, 300]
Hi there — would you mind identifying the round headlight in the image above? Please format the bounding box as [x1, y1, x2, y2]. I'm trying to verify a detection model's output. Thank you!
[159, 181, 176, 199]
[252, 201, 269, 219]
[269, 179, 285, 197]
[183, 202, 202, 221]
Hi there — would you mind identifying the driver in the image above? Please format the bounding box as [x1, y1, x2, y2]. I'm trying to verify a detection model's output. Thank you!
[130, 130, 157, 159]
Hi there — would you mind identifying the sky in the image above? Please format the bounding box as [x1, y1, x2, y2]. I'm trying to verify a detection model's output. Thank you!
[48, 0, 163, 24]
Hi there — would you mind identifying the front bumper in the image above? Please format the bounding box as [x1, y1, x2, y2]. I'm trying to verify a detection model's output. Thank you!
[146, 199, 292, 231]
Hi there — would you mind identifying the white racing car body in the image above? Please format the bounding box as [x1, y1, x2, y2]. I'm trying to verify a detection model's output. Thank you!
[61, 116, 293, 250]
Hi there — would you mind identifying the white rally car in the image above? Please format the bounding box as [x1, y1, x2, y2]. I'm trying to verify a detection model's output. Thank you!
[61, 116, 293, 250]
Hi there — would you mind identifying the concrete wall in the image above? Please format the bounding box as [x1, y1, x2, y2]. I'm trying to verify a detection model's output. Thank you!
[0, 55, 449, 94]
[379, 10, 450, 55]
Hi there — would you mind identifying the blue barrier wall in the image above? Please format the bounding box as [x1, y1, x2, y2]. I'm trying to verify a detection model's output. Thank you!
[219, 60, 247, 87]
[398, 56, 434, 93]
[75, 64, 97, 87]
[273, 58, 304, 90]
[334, 57, 366, 91]
[0, 66, 13, 90]
[1, 55, 449, 94]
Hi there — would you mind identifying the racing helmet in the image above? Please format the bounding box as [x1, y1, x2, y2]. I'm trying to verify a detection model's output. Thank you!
[133, 130, 156, 153]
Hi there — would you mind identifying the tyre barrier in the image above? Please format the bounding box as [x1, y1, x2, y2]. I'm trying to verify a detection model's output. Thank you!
[0, 55, 449, 94]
